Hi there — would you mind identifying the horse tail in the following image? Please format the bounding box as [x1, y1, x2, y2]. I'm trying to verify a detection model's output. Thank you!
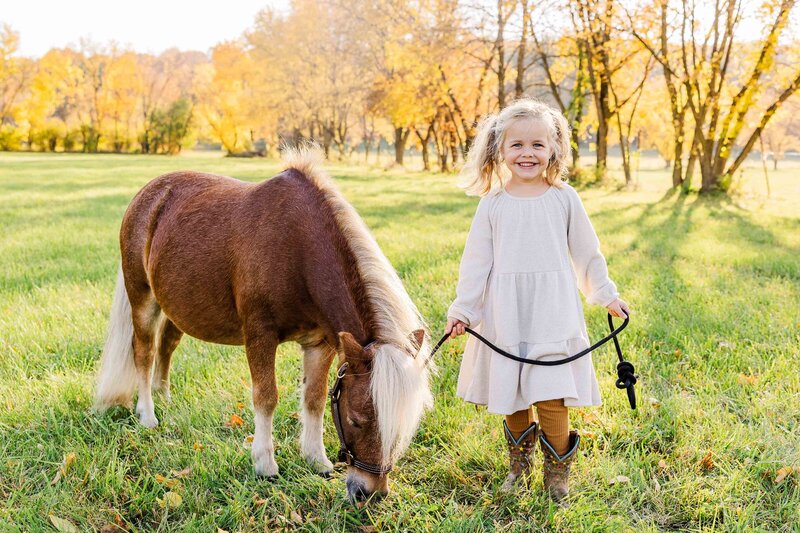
[94, 266, 137, 411]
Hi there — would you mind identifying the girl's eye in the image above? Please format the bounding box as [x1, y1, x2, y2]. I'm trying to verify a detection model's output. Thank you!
[512, 143, 521, 148]
[534, 144, 543, 148]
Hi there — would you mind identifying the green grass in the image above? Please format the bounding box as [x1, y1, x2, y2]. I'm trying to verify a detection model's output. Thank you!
[1, 151, 799, 531]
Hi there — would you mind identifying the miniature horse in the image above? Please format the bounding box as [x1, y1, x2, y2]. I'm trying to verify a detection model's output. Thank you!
[94, 148, 432, 501]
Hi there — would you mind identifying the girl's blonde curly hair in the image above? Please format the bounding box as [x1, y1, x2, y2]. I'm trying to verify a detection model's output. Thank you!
[459, 98, 571, 196]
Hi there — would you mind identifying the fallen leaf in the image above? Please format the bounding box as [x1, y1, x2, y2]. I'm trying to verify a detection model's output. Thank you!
[290, 510, 303, 524]
[99, 525, 124, 533]
[236, 402, 245, 411]
[217, 529, 230, 533]
[699, 451, 714, 470]
[737, 373, 757, 385]
[253, 495, 269, 506]
[658, 459, 668, 470]
[608, 475, 630, 485]
[49, 515, 79, 533]
[157, 491, 183, 509]
[648, 397, 662, 408]
[652, 477, 661, 492]
[243, 435, 254, 447]
[225, 414, 244, 428]
[674, 349, 682, 358]
[171, 467, 192, 478]
[580, 431, 596, 439]
[718, 341, 732, 348]
[155, 474, 180, 489]
[51, 452, 77, 485]
[775, 466, 797, 484]
[192, 442, 204, 451]
[359, 527, 377, 533]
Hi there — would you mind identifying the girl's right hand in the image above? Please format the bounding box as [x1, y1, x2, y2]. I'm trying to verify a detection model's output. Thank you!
[445, 318, 467, 339]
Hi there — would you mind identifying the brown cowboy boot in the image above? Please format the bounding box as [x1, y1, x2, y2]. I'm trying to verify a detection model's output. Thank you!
[540, 430, 580, 505]
[500, 420, 538, 492]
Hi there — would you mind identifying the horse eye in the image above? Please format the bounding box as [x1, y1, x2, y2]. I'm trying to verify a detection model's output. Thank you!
[347, 417, 362, 429]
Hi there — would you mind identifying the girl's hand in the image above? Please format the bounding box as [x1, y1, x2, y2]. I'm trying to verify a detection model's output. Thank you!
[445, 317, 467, 339]
[607, 298, 630, 319]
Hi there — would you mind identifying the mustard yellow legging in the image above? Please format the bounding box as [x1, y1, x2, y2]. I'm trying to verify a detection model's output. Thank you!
[505, 399, 569, 455]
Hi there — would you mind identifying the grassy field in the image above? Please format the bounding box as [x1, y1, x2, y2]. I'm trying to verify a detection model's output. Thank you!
[0, 152, 798, 532]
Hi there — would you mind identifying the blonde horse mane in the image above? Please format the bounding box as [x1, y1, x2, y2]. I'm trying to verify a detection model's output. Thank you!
[282, 145, 433, 465]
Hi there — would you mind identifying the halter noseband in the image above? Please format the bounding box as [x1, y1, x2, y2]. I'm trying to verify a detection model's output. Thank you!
[329, 361, 393, 476]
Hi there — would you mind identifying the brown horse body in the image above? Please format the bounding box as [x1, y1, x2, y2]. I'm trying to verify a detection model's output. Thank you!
[95, 151, 432, 500]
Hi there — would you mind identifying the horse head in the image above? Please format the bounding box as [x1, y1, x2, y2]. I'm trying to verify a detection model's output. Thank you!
[335, 330, 430, 502]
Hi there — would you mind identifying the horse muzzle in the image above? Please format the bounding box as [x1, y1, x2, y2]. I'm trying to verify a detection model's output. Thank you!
[346, 468, 389, 503]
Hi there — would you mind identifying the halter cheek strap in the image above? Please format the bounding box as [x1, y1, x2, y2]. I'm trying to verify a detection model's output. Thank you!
[329, 362, 393, 476]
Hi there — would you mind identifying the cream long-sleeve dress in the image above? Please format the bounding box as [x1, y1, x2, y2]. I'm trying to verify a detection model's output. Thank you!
[447, 183, 619, 414]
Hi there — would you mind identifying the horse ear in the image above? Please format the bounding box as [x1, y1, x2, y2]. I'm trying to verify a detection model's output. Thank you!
[337, 332, 363, 358]
[409, 329, 425, 355]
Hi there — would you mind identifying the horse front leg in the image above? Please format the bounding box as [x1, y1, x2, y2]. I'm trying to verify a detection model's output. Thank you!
[246, 332, 280, 478]
[300, 339, 336, 476]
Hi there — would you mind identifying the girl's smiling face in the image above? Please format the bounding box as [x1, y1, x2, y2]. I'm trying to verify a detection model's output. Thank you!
[500, 118, 552, 183]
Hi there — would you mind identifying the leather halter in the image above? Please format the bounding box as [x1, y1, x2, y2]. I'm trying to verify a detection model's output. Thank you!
[329, 362, 393, 476]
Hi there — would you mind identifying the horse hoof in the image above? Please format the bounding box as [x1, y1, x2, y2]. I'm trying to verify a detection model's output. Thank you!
[136, 412, 159, 428]
[318, 470, 332, 479]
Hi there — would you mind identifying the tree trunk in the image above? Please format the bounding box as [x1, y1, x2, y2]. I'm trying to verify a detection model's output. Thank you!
[514, 0, 530, 99]
[394, 127, 409, 165]
[496, 0, 507, 109]
[415, 125, 434, 171]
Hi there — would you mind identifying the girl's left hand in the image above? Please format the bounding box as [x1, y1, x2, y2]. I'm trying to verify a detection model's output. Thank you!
[607, 298, 630, 319]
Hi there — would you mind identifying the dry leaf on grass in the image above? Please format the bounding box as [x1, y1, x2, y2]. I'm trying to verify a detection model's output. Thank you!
[648, 397, 662, 407]
[224, 414, 244, 428]
[50, 452, 77, 485]
[699, 450, 714, 470]
[171, 467, 192, 478]
[775, 466, 800, 484]
[608, 475, 630, 485]
[154, 474, 180, 489]
[236, 402, 245, 411]
[157, 491, 183, 509]
[49, 515, 79, 533]
[737, 373, 757, 385]
[192, 442, 204, 451]
[658, 459, 668, 470]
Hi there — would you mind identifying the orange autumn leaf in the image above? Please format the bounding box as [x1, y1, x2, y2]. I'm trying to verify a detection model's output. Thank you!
[236, 401, 245, 411]
[737, 373, 757, 385]
[699, 450, 714, 470]
[775, 466, 799, 484]
[225, 414, 244, 428]
[193, 441, 204, 450]
[155, 474, 180, 489]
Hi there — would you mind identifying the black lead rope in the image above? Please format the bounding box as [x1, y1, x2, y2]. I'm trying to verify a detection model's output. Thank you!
[424, 314, 638, 410]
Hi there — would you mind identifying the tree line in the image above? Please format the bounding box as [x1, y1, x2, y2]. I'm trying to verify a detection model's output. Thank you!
[1, 0, 799, 193]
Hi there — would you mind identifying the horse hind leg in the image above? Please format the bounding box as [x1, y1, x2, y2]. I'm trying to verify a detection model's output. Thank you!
[131, 297, 168, 428]
[152, 320, 183, 401]
[300, 338, 336, 475]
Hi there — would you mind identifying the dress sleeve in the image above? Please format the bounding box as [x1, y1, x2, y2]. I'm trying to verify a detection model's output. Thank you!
[566, 188, 619, 307]
[447, 196, 494, 327]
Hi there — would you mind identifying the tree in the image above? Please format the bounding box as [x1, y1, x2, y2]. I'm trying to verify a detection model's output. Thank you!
[633, 0, 800, 192]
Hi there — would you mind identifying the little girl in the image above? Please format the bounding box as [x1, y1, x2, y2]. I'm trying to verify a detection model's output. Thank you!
[446, 99, 629, 503]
